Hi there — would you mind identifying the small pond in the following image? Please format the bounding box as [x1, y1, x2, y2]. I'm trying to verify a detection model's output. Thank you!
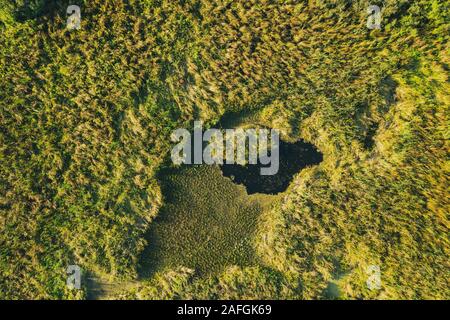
[220, 139, 323, 194]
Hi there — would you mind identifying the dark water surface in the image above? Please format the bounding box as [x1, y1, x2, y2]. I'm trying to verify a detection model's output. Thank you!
[220, 140, 323, 194]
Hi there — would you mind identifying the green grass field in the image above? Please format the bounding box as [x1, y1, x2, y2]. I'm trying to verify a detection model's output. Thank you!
[0, 0, 448, 300]
[138, 165, 277, 277]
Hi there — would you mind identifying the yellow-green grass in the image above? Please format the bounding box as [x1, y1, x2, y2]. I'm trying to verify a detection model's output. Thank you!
[138, 165, 277, 278]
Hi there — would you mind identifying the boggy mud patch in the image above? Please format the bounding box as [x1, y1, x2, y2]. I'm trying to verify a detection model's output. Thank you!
[220, 139, 323, 195]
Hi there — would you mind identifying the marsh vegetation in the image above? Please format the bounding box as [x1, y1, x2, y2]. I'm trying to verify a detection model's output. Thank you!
[138, 165, 277, 278]
[0, 0, 448, 300]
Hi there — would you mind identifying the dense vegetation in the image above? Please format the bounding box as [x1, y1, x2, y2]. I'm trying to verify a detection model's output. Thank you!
[0, 0, 448, 299]
[139, 165, 274, 277]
